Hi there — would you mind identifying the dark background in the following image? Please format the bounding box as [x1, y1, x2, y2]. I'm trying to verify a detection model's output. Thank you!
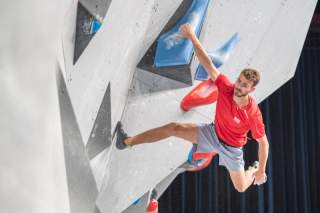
[159, 2, 320, 213]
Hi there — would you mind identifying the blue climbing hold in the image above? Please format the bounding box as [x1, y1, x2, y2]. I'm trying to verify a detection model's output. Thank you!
[154, 0, 210, 68]
[195, 33, 241, 81]
[90, 20, 102, 34]
[187, 144, 204, 167]
[133, 198, 141, 205]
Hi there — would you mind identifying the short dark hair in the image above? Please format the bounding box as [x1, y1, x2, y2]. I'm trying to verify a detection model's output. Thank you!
[240, 68, 260, 87]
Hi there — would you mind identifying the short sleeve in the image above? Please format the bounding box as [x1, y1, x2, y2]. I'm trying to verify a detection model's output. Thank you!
[250, 108, 266, 139]
[215, 74, 234, 94]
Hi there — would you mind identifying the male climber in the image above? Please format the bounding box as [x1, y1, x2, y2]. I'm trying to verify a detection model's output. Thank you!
[116, 23, 269, 192]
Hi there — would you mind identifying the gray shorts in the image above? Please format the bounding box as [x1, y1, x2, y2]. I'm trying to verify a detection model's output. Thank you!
[196, 123, 244, 171]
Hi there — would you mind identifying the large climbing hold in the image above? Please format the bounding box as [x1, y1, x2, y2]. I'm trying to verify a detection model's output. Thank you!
[180, 78, 218, 111]
[146, 189, 158, 213]
[181, 144, 217, 172]
[154, 0, 210, 67]
[195, 33, 240, 80]
[146, 199, 158, 213]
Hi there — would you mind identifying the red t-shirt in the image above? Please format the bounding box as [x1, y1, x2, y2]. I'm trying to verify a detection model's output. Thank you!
[214, 74, 265, 147]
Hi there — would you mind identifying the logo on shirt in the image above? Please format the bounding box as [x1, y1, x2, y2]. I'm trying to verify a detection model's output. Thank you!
[233, 117, 241, 124]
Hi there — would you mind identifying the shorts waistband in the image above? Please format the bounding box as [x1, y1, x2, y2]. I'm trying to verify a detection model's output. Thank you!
[218, 137, 243, 149]
[210, 123, 243, 149]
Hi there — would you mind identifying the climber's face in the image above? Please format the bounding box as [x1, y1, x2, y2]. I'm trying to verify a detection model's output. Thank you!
[234, 74, 255, 97]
